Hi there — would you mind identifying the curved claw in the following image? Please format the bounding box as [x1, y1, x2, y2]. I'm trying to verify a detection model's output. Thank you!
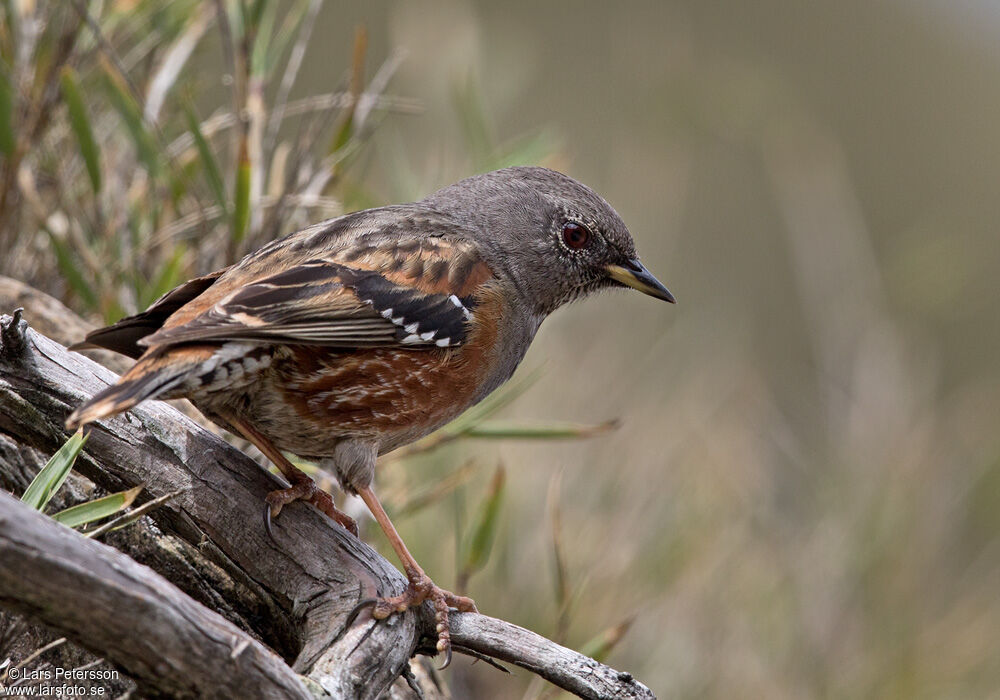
[437, 643, 453, 670]
[343, 597, 378, 630]
[263, 502, 275, 540]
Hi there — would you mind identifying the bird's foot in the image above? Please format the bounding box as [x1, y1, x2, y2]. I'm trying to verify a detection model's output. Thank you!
[264, 478, 359, 538]
[347, 568, 477, 669]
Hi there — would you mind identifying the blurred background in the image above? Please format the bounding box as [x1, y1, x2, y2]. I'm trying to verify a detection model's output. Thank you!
[2, 1, 999, 698]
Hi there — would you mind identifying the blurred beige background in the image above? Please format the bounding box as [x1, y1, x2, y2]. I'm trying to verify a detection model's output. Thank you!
[249, 1, 1000, 697]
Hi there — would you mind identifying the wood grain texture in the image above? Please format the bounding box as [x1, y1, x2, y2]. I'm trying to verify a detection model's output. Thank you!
[0, 311, 655, 700]
[0, 491, 313, 700]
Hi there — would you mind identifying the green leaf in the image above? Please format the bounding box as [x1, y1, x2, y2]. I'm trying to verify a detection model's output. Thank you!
[463, 419, 618, 440]
[0, 67, 14, 156]
[101, 64, 160, 177]
[21, 430, 88, 512]
[232, 139, 250, 245]
[458, 465, 505, 585]
[327, 26, 367, 160]
[247, 0, 268, 33]
[184, 103, 228, 217]
[85, 488, 184, 539]
[60, 67, 102, 194]
[52, 485, 144, 529]
[250, 0, 278, 76]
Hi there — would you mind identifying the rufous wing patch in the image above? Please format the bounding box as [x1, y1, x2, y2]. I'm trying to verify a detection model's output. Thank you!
[334, 237, 492, 297]
[139, 257, 487, 351]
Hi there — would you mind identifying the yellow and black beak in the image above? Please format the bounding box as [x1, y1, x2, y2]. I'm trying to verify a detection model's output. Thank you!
[604, 259, 675, 303]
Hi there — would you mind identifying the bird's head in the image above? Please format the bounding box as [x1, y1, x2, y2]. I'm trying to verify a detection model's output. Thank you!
[423, 166, 674, 317]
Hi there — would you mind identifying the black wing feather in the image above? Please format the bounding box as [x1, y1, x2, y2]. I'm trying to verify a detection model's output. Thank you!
[139, 260, 477, 350]
[70, 268, 229, 358]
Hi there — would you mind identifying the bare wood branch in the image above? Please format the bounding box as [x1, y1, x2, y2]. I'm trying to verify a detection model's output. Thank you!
[449, 615, 653, 700]
[0, 312, 655, 700]
[0, 491, 313, 700]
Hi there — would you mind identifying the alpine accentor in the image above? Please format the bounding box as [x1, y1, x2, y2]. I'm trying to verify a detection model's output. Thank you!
[66, 166, 674, 663]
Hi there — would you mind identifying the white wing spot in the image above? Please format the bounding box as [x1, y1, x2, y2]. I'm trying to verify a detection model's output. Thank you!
[435, 337, 452, 347]
[420, 330, 436, 341]
[448, 294, 472, 318]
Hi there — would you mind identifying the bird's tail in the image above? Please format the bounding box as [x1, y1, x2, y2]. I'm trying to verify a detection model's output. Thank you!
[65, 347, 209, 429]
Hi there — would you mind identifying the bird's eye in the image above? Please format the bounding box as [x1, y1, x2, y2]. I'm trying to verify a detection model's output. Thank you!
[562, 221, 591, 249]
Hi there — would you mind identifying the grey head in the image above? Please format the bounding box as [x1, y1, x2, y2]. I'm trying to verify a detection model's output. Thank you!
[421, 166, 674, 318]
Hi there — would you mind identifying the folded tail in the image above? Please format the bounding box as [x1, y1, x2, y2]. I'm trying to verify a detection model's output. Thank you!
[65, 347, 212, 429]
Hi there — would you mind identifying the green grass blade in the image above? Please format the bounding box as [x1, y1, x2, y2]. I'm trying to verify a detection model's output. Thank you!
[21, 430, 88, 512]
[183, 103, 228, 216]
[547, 472, 572, 643]
[458, 465, 506, 587]
[264, 0, 311, 75]
[441, 367, 543, 436]
[250, 0, 277, 76]
[0, 67, 14, 156]
[101, 63, 160, 177]
[232, 138, 250, 245]
[247, 0, 268, 33]
[85, 488, 184, 539]
[51, 484, 143, 529]
[60, 67, 102, 194]
[463, 419, 618, 440]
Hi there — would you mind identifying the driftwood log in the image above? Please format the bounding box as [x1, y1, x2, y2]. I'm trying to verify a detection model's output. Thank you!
[0, 310, 655, 700]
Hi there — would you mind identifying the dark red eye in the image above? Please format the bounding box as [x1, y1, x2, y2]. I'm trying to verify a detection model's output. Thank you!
[562, 221, 591, 249]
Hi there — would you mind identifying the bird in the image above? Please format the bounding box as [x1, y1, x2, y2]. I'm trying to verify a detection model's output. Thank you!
[65, 166, 674, 665]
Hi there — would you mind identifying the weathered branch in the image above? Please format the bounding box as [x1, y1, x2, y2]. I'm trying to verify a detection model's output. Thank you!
[449, 615, 651, 699]
[0, 491, 313, 699]
[0, 312, 655, 700]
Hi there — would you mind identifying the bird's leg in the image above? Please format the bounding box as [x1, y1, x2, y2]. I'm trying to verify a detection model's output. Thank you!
[353, 485, 477, 667]
[225, 415, 358, 537]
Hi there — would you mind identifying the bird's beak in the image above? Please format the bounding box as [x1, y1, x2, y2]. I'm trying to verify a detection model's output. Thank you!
[604, 259, 676, 303]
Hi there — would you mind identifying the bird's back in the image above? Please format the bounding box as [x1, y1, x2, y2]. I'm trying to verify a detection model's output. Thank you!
[65, 203, 521, 457]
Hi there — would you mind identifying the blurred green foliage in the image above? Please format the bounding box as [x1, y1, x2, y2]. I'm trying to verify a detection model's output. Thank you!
[2, 2, 1000, 699]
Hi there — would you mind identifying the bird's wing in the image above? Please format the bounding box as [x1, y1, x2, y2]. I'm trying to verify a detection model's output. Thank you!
[69, 267, 232, 358]
[131, 213, 494, 351]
